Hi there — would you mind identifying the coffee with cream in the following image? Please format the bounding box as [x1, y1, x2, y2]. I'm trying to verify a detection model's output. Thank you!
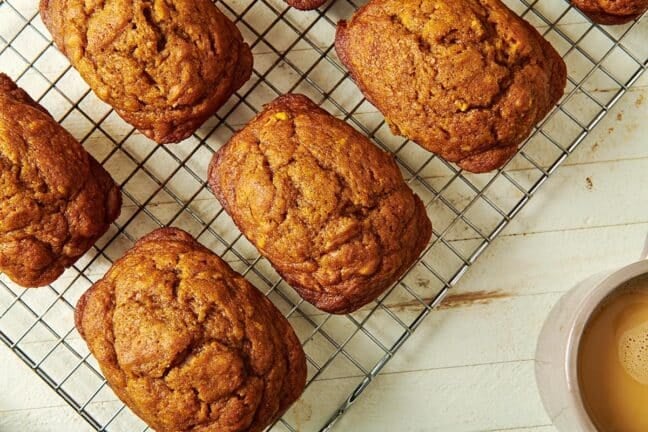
[578, 274, 648, 431]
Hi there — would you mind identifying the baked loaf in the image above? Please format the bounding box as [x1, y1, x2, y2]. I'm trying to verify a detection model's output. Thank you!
[40, 0, 253, 144]
[209, 94, 432, 314]
[571, 0, 647, 24]
[286, 0, 328, 10]
[0, 74, 121, 288]
[75, 227, 306, 432]
[336, 0, 567, 173]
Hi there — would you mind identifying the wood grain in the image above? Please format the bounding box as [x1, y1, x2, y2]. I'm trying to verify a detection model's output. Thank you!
[0, 8, 646, 432]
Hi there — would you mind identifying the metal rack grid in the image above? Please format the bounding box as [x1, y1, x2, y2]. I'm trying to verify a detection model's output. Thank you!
[0, 0, 646, 430]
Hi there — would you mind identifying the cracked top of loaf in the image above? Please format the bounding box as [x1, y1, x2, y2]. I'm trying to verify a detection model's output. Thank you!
[208, 94, 432, 314]
[571, 0, 647, 24]
[0, 73, 121, 287]
[75, 227, 306, 432]
[40, 0, 253, 144]
[336, 0, 567, 173]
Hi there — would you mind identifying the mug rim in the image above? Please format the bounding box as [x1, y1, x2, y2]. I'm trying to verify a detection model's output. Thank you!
[565, 259, 648, 431]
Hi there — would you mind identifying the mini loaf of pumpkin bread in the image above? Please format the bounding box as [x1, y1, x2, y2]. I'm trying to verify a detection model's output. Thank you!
[75, 227, 306, 432]
[40, 0, 253, 144]
[571, 0, 647, 24]
[285, 0, 328, 10]
[0, 74, 121, 288]
[336, 0, 567, 173]
[209, 94, 432, 314]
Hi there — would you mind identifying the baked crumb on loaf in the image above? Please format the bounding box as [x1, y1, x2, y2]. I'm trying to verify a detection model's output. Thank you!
[75, 227, 306, 432]
[335, 0, 567, 173]
[0, 74, 121, 288]
[40, 0, 253, 144]
[208, 94, 432, 314]
[571, 0, 647, 24]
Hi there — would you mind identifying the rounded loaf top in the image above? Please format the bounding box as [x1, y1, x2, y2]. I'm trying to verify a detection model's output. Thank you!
[209, 94, 432, 314]
[285, 0, 328, 10]
[40, 0, 253, 143]
[335, 0, 567, 172]
[75, 227, 307, 432]
[570, 0, 648, 24]
[0, 73, 121, 287]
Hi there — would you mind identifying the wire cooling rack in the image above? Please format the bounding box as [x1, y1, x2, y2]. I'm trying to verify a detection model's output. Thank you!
[0, 0, 646, 430]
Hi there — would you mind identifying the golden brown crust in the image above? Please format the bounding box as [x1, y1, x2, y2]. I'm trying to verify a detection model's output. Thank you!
[208, 94, 432, 314]
[0, 74, 121, 288]
[571, 0, 647, 24]
[75, 227, 306, 432]
[40, 0, 253, 144]
[335, 0, 567, 173]
[285, 0, 328, 10]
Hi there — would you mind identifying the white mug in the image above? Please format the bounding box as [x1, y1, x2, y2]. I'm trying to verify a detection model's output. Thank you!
[535, 237, 648, 431]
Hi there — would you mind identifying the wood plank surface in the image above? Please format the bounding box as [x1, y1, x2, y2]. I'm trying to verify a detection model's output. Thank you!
[1, 4, 647, 431]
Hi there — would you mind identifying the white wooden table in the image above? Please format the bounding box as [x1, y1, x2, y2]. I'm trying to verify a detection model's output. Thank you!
[1, 67, 646, 432]
[1, 0, 648, 429]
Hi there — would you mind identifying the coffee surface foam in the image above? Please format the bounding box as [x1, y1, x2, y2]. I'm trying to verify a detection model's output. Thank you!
[618, 320, 648, 384]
